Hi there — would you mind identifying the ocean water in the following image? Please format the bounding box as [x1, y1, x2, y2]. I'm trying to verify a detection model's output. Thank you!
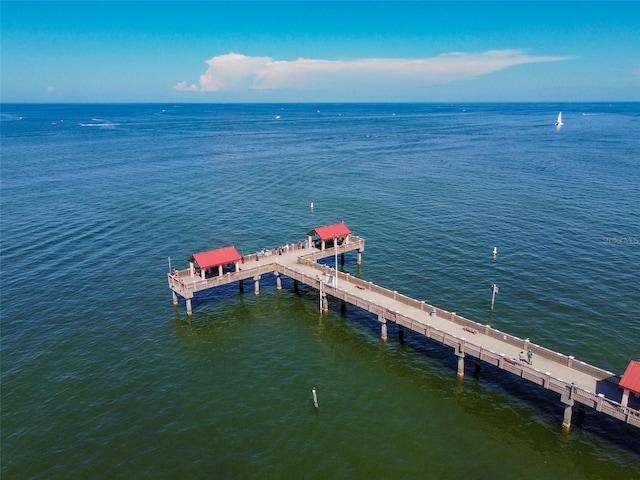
[1, 103, 639, 478]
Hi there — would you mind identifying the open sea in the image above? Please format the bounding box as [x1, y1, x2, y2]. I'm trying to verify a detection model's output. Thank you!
[1, 103, 639, 479]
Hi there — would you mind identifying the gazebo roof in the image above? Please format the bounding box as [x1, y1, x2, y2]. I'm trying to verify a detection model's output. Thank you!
[620, 360, 640, 395]
[308, 222, 351, 241]
[191, 246, 242, 269]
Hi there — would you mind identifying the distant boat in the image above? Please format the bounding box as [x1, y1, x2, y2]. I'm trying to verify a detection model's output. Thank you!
[555, 112, 564, 127]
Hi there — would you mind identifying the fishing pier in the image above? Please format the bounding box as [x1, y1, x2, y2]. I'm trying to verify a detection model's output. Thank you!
[168, 223, 640, 431]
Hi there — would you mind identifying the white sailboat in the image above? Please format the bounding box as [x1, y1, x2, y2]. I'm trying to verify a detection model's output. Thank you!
[555, 111, 564, 127]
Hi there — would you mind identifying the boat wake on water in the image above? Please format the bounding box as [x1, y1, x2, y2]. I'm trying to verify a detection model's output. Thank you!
[78, 118, 118, 127]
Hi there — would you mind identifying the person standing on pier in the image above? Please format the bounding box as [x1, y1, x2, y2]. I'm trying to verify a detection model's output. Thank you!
[519, 351, 526, 362]
[527, 350, 533, 365]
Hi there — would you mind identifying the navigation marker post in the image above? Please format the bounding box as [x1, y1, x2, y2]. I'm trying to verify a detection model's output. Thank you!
[491, 284, 499, 310]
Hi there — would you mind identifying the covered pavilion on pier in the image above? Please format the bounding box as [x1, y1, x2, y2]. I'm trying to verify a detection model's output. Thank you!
[620, 360, 640, 408]
[187, 245, 242, 280]
[307, 222, 352, 250]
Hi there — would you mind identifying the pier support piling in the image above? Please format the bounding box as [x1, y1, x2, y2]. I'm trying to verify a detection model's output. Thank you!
[398, 325, 405, 343]
[380, 317, 388, 341]
[576, 404, 586, 427]
[172, 291, 178, 306]
[562, 403, 573, 430]
[186, 298, 192, 316]
[276, 273, 282, 290]
[239, 279, 244, 293]
[474, 358, 482, 379]
[561, 391, 575, 430]
[341, 300, 347, 316]
[357, 250, 362, 265]
[456, 353, 465, 379]
[254, 275, 260, 295]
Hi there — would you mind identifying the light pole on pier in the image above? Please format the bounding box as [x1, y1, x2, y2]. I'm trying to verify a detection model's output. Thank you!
[334, 238, 339, 288]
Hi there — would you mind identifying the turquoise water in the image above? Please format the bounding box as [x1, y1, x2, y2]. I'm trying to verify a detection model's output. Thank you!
[1, 103, 639, 478]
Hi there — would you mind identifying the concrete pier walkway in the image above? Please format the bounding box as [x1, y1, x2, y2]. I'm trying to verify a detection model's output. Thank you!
[168, 231, 640, 430]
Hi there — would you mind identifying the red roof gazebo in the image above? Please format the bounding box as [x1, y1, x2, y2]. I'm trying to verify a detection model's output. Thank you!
[189, 245, 242, 279]
[307, 222, 352, 250]
[620, 360, 640, 407]
[192, 246, 242, 269]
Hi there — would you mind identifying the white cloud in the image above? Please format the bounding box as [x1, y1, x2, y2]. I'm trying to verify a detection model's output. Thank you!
[175, 50, 572, 93]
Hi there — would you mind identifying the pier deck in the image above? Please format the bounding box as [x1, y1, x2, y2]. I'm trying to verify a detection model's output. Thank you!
[168, 233, 640, 430]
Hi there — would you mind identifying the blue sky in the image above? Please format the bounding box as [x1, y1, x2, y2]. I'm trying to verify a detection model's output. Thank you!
[1, 1, 639, 103]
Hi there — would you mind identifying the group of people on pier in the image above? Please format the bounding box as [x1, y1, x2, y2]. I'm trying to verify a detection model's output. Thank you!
[256, 241, 308, 258]
[519, 350, 534, 365]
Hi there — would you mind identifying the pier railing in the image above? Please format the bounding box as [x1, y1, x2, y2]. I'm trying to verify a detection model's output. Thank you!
[166, 235, 365, 298]
[167, 263, 277, 298]
[301, 236, 366, 262]
[295, 258, 618, 382]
